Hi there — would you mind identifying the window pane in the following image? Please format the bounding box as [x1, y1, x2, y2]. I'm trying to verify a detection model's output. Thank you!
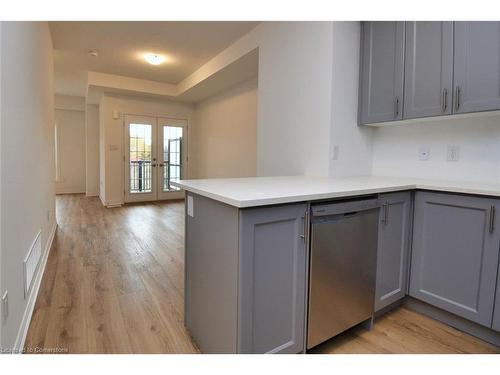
[163, 125, 183, 191]
[129, 123, 153, 194]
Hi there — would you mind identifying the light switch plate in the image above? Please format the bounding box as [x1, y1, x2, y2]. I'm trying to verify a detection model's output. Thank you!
[418, 147, 430, 161]
[331, 145, 340, 160]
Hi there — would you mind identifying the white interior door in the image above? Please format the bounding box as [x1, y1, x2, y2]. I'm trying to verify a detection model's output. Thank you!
[124, 115, 158, 203]
[157, 117, 188, 201]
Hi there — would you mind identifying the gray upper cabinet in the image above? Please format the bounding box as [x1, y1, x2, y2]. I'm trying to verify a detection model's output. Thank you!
[453, 22, 500, 114]
[404, 22, 453, 119]
[410, 192, 500, 327]
[238, 203, 307, 354]
[359, 22, 405, 124]
[375, 192, 412, 312]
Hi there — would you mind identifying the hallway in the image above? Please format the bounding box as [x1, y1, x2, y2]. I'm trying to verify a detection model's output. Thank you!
[25, 195, 199, 353]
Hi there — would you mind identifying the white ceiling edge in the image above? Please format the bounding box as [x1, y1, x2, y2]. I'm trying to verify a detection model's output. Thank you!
[86, 47, 259, 105]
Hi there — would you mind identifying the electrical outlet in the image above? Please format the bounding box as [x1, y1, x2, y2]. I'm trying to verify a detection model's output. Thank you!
[447, 145, 460, 161]
[2, 291, 8, 323]
[418, 147, 430, 161]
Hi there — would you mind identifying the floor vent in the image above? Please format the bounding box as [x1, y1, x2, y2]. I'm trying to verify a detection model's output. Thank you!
[24, 230, 42, 298]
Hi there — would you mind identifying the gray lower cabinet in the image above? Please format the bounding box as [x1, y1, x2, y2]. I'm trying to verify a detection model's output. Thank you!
[493, 270, 500, 331]
[185, 194, 307, 354]
[453, 22, 500, 114]
[375, 192, 412, 311]
[359, 21, 405, 124]
[238, 203, 307, 354]
[410, 191, 500, 327]
[403, 22, 453, 119]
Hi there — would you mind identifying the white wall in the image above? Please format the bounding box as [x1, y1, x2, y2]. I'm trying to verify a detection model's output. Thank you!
[99, 94, 194, 206]
[192, 78, 257, 179]
[256, 22, 333, 177]
[0, 22, 56, 349]
[371, 115, 500, 183]
[329, 22, 374, 178]
[55, 108, 86, 194]
[86, 104, 99, 196]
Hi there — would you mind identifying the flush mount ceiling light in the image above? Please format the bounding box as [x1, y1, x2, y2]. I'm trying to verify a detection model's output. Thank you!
[144, 53, 166, 66]
[88, 49, 99, 57]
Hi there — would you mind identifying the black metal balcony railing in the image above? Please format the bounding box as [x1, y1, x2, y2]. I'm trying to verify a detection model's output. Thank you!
[130, 160, 152, 193]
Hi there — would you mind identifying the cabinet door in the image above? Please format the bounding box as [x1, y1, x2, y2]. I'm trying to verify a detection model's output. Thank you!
[453, 22, 500, 114]
[375, 192, 412, 311]
[359, 22, 405, 124]
[238, 203, 308, 354]
[410, 192, 500, 327]
[404, 22, 453, 119]
[493, 270, 500, 331]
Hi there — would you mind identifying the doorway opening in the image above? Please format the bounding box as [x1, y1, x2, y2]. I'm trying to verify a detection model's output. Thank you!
[124, 115, 187, 203]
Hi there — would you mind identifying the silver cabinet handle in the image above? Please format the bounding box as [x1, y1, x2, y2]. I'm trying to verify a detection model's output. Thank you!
[442, 88, 448, 112]
[300, 210, 309, 240]
[490, 206, 496, 233]
[381, 200, 389, 225]
[385, 200, 389, 225]
[455, 86, 461, 111]
[394, 97, 400, 118]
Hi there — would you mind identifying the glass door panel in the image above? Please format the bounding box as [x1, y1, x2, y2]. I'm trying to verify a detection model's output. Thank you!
[157, 118, 187, 201]
[124, 115, 158, 203]
[163, 126, 183, 191]
[129, 123, 153, 193]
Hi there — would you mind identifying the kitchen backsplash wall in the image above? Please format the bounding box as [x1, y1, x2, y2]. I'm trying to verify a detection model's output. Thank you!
[371, 114, 500, 184]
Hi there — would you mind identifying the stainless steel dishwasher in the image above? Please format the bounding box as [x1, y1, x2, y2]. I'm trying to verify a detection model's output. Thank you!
[307, 197, 380, 350]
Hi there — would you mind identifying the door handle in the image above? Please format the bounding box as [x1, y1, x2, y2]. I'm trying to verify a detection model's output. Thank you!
[442, 88, 448, 112]
[381, 200, 389, 225]
[489, 206, 495, 233]
[394, 97, 400, 118]
[300, 210, 309, 241]
[455, 86, 461, 111]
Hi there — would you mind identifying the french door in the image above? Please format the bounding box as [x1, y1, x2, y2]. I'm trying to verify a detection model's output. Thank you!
[124, 115, 187, 203]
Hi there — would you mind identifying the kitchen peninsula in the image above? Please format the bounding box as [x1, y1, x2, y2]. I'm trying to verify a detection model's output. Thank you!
[173, 176, 500, 353]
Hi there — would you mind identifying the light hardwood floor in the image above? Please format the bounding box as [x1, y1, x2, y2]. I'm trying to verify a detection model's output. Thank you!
[25, 194, 500, 354]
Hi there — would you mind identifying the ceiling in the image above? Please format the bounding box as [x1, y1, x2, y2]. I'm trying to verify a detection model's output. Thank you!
[50, 21, 259, 96]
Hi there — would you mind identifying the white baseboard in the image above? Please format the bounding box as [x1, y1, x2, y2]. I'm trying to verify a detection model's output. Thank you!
[85, 191, 99, 197]
[12, 221, 57, 353]
[105, 201, 123, 208]
[56, 190, 85, 195]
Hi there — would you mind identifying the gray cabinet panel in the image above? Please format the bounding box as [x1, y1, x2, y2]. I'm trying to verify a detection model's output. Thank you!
[359, 22, 405, 124]
[185, 193, 240, 353]
[493, 269, 500, 331]
[238, 203, 307, 354]
[404, 22, 453, 119]
[375, 192, 412, 311]
[410, 192, 500, 327]
[453, 22, 500, 114]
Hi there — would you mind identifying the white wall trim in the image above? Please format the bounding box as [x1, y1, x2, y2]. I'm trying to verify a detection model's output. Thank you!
[105, 201, 123, 208]
[12, 221, 57, 353]
[55, 189, 86, 195]
[85, 191, 99, 197]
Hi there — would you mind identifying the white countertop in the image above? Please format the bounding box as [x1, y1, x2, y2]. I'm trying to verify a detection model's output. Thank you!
[171, 176, 500, 208]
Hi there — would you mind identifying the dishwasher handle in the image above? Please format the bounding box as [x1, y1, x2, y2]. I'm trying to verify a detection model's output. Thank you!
[311, 198, 381, 217]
